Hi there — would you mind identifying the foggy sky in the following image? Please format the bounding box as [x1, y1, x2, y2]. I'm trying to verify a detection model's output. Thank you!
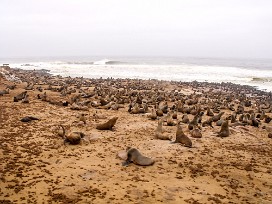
[1, 0, 272, 58]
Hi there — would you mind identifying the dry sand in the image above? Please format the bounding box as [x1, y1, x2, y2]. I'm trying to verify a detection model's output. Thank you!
[0, 67, 272, 204]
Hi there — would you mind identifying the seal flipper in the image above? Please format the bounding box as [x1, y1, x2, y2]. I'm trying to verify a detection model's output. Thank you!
[122, 160, 132, 166]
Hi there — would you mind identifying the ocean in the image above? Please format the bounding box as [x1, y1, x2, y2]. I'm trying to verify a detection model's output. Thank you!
[1, 56, 272, 92]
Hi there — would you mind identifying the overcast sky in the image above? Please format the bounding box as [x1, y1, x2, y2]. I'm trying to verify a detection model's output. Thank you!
[0, 0, 271, 58]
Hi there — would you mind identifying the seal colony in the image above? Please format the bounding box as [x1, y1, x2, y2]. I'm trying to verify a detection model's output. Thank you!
[0, 66, 272, 203]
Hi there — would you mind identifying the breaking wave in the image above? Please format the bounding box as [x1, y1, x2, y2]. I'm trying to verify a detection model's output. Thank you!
[93, 59, 128, 65]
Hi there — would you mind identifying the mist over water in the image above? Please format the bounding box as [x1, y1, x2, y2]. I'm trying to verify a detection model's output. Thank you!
[1, 56, 272, 92]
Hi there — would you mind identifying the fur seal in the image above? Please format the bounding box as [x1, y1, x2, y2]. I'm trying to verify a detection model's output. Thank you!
[59, 125, 85, 145]
[249, 113, 260, 127]
[212, 112, 224, 122]
[190, 125, 202, 138]
[0, 88, 9, 96]
[149, 108, 157, 120]
[155, 119, 171, 140]
[79, 113, 87, 124]
[172, 122, 192, 147]
[172, 110, 178, 119]
[217, 120, 230, 137]
[166, 112, 176, 126]
[122, 147, 155, 166]
[96, 117, 118, 130]
[202, 117, 213, 128]
[156, 108, 164, 117]
[268, 133, 272, 138]
[65, 132, 85, 145]
[207, 107, 214, 116]
[264, 115, 272, 124]
[216, 119, 225, 126]
[130, 103, 140, 114]
[181, 114, 189, 124]
[14, 91, 27, 102]
[22, 94, 30, 103]
[188, 114, 199, 130]
[21, 116, 39, 122]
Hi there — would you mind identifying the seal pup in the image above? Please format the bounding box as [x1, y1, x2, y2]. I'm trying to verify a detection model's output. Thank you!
[65, 132, 85, 145]
[206, 107, 214, 116]
[188, 114, 199, 130]
[268, 133, 272, 138]
[0, 88, 9, 96]
[166, 112, 176, 126]
[155, 119, 171, 140]
[79, 113, 87, 124]
[159, 101, 168, 114]
[231, 113, 237, 123]
[212, 112, 224, 122]
[96, 117, 118, 130]
[264, 115, 272, 124]
[21, 116, 39, 122]
[139, 103, 148, 114]
[181, 114, 189, 124]
[59, 125, 85, 145]
[14, 91, 27, 102]
[22, 94, 30, 103]
[149, 108, 157, 120]
[202, 117, 214, 128]
[172, 122, 192, 147]
[190, 125, 202, 138]
[122, 147, 155, 166]
[171, 110, 178, 119]
[217, 120, 230, 137]
[156, 108, 164, 117]
[236, 105, 244, 114]
[216, 119, 225, 126]
[131, 103, 140, 114]
[38, 92, 47, 101]
[249, 113, 260, 127]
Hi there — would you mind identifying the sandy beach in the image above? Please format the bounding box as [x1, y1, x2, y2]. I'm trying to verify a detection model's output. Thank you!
[0, 66, 272, 204]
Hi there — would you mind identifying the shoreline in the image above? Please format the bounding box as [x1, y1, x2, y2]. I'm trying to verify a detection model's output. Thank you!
[2, 65, 271, 94]
[0, 66, 272, 203]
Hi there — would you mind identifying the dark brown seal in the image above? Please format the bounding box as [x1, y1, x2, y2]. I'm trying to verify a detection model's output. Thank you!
[21, 116, 39, 122]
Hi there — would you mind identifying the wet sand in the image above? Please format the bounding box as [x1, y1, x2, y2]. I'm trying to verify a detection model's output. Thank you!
[0, 66, 272, 204]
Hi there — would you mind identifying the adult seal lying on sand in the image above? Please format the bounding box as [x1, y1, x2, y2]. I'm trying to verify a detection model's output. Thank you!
[96, 117, 118, 130]
[172, 122, 192, 147]
[122, 147, 155, 166]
